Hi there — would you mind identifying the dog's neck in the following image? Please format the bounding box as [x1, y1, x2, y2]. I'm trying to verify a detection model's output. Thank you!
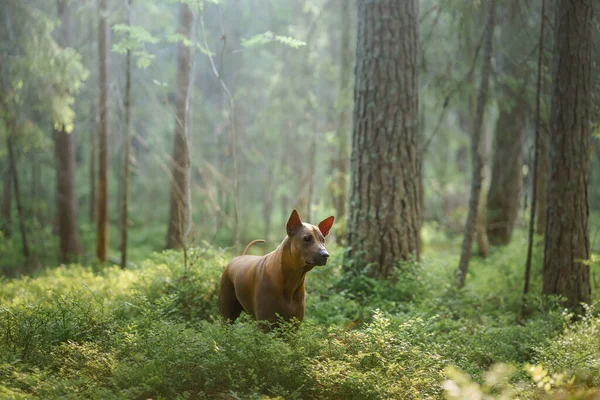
[274, 236, 308, 302]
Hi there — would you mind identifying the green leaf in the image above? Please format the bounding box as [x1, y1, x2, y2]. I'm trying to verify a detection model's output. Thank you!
[241, 31, 306, 49]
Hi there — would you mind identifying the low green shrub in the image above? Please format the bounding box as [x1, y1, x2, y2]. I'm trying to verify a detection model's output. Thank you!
[0, 240, 598, 399]
[534, 304, 600, 387]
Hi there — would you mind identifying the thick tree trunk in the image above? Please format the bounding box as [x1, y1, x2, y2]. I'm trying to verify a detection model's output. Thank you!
[6, 135, 30, 259]
[487, 105, 525, 244]
[345, 0, 421, 279]
[55, 0, 82, 261]
[120, 0, 132, 268]
[455, 0, 496, 289]
[96, 0, 110, 262]
[1, 161, 12, 237]
[542, 0, 592, 310]
[166, 3, 193, 249]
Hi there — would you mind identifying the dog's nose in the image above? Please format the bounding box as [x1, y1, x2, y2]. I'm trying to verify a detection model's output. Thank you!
[320, 251, 329, 259]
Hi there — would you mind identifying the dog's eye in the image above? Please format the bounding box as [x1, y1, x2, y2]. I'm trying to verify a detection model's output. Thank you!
[303, 236, 312, 243]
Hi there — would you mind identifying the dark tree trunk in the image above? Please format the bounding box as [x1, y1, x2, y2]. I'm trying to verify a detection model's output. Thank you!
[166, 3, 193, 249]
[55, 0, 82, 261]
[345, 0, 421, 279]
[96, 0, 110, 262]
[542, 0, 592, 310]
[487, 105, 525, 244]
[455, 0, 496, 289]
[6, 134, 30, 259]
[1, 161, 12, 237]
[120, 0, 133, 269]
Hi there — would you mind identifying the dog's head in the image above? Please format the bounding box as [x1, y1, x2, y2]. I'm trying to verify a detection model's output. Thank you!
[286, 209, 334, 269]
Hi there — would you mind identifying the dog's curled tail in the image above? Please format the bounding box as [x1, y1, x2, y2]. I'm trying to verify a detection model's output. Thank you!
[242, 239, 265, 255]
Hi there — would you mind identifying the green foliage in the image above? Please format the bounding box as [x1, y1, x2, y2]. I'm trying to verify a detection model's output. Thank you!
[1, 1, 87, 135]
[534, 304, 600, 387]
[1, 239, 597, 399]
[112, 24, 159, 69]
[308, 311, 445, 399]
[241, 31, 307, 49]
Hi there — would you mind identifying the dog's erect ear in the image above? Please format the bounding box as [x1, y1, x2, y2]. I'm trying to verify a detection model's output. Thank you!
[286, 209, 303, 236]
[318, 216, 335, 237]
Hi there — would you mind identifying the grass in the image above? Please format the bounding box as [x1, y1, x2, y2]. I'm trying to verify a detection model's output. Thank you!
[0, 229, 599, 399]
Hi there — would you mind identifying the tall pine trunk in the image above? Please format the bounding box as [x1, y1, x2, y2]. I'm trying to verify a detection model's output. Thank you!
[96, 0, 110, 262]
[542, 0, 592, 310]
[166, 3, 193, 249]
[55, 0, 82, 261]
[120, 0, 133, 268]
[345, 0, 421, 279]
[455, 0, 496, 288]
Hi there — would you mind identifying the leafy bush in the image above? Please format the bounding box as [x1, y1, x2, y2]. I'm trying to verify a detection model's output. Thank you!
[534, 304, 600, 387]
[0, 241, 598, 398]
[308, 311, 445, 399]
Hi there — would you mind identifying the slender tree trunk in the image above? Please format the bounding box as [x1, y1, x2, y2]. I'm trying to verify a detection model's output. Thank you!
[55, 0, 82, 262]
[536, 126, 548, 235]
[1, 161, 12, 237]
[96, 0, 110, 262]
[89, 22, 97, 224]
[329, 0, 352, 243]
[120, 0, 133, 268]
[345, 0, 421, 279]
[306, 121, 317, 222]
[263, 167, 273, 245]
[90, 109, 97, 223]
[523, 0, 547, 313]
[166, 3, 193, 249]
[542, 0, 592, 310]
[455, 0, 496, 289]
[6, 134, 30, 259]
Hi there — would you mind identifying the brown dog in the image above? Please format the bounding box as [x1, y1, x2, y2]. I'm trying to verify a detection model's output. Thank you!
[219, 209, 334, 325]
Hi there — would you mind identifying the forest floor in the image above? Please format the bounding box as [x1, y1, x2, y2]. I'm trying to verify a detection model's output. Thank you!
[0, 227, 599, 399]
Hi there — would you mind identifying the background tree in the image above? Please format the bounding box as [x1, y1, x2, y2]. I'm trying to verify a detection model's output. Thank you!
[455, 0, 496, 289]
[166, 2, 194, 249]
[96, 0, 110, 262]
[486, 3, 529, 245]
[120, 0, 133, 268]
[345, 0, 421, 279]
[328, 0, 353, 244]
[1, 162, 12, 237]
[54, 0, 82, 261]
[542, 0, 592, 310]
[0, 0, 85, 270]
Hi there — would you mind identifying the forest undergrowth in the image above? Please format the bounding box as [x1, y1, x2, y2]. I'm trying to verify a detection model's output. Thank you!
[1, 228, 599, 399]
